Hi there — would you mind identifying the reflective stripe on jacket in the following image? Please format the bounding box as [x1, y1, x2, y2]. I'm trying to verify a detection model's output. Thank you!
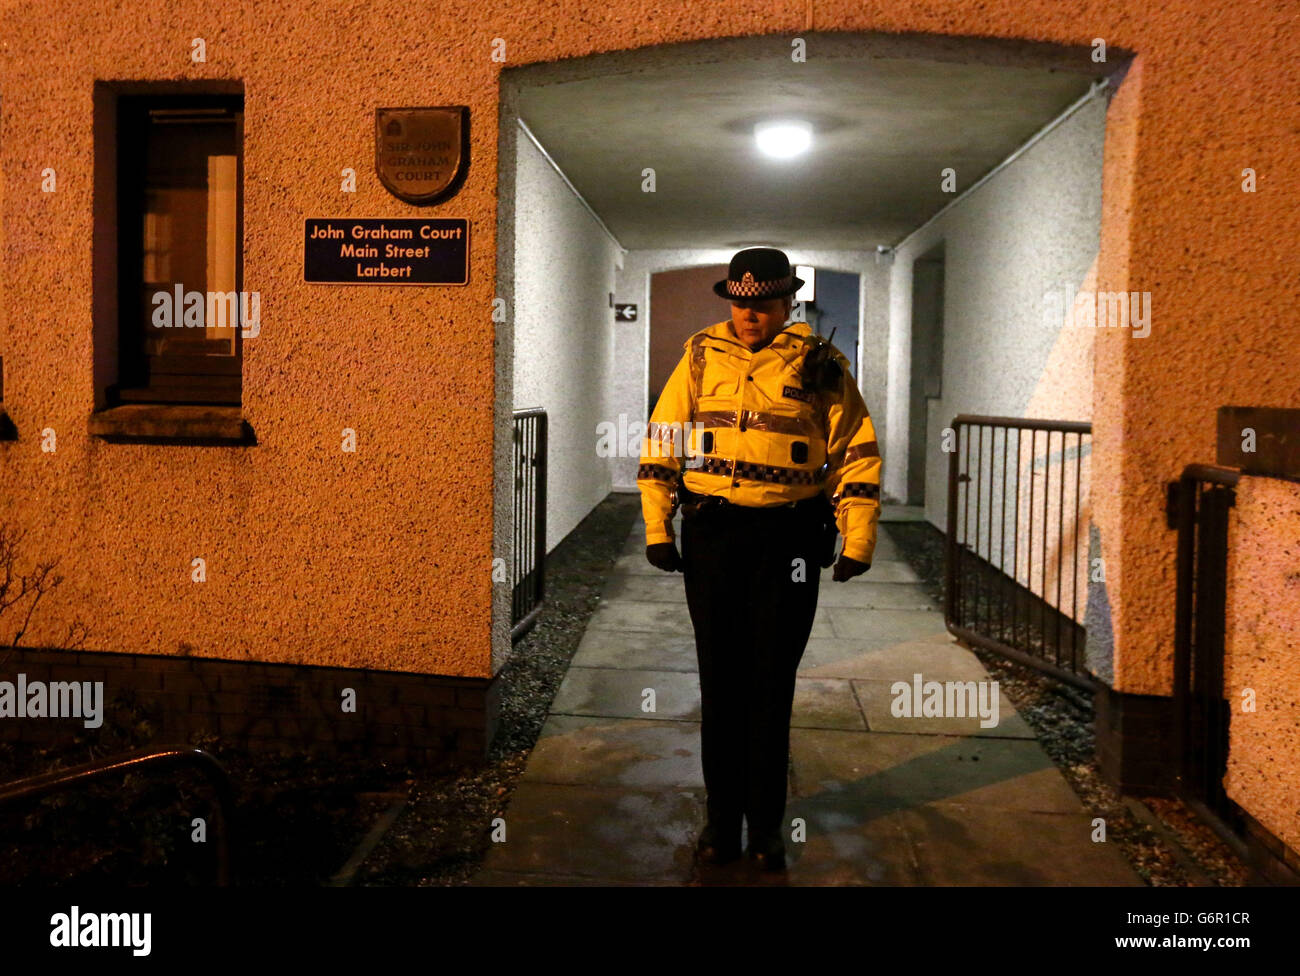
[637, 319, 882, 564]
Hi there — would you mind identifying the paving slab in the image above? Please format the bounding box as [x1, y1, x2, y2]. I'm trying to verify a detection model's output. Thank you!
[621, 529, 652, 556]
[551, 666, 701, 721]
[791, 677, 867, 731]
[585, 599, 700, 636]
[611, 552, 672, 576]
[866, 528, 904, 562]
[780, 800, 924, 885]
[527, 715, 704, 788]
[812, 581, 941, 610]
[852, 678, 1035, 739]
[593, 589, 833, 638]
[792, 608, 839, 638]
[800, 634, 993, 680]
[599, 573, 692, 604]
[821, 606, 949, 643]
[570, 629, 698, 672]
[598, 569, 925, 608]
[900, 803, 1143, 885]
[478, 782, 703, 882]
[790, 728, 1084, 814]
[820, 560, 921, 583]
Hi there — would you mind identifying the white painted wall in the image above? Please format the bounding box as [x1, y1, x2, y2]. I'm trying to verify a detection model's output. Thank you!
[885, 93, 1108, 528]
[512, 132, 624, 554]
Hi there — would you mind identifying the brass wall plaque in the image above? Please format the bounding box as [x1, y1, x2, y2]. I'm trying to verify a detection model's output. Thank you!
[375, 106, 469, 205]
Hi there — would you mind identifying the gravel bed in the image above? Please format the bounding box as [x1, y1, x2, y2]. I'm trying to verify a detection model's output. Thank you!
[355, 492, 642, 885]
[884, 518, 1251, 887]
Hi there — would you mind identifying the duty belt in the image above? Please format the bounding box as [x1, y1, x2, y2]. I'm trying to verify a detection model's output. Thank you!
[678, 484, 827, 520]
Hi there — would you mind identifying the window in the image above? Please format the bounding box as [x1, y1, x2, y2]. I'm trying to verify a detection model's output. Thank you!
[113, 94, 244, 405]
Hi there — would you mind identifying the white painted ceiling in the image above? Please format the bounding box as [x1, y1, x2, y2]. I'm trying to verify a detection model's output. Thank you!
[514, 38, 1116, 251]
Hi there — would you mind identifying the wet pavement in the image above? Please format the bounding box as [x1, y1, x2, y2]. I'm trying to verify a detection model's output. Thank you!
[470, 507, 1142, 886]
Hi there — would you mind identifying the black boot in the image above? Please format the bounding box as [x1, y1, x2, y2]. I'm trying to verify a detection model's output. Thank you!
[746, 832, 787, 872]
[696, 823, 742, 865]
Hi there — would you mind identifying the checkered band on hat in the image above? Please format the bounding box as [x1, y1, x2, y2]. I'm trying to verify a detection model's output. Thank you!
[726, 270, 794, 298]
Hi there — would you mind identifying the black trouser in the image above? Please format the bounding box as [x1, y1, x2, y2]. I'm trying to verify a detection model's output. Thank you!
[680, 496, 822, 846]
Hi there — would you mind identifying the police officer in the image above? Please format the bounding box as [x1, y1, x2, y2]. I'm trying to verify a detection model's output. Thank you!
[636, 247, 882, 872]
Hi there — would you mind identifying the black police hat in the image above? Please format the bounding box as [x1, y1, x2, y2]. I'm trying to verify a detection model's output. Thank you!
[712, 247, 804, 301]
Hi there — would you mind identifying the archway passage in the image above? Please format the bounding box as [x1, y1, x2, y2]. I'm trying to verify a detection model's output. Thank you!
[491, 30, 1141, 885]
[498, 31, 1119, 534]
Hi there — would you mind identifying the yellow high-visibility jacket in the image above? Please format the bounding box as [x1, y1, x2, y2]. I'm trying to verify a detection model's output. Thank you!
[637, 319, 882, 564]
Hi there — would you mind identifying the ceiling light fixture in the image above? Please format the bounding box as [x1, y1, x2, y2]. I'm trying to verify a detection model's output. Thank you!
[754, 119, 813, 159]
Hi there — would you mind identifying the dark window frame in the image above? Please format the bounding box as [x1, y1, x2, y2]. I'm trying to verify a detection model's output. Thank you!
[112, 93, 245, 407]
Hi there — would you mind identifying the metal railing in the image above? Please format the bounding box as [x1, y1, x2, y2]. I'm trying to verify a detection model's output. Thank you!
[511, 408, 547, 641]
[0, 746, 235, 884]
[1170, 464, 1247, 852]
[945, 414, 1097, 690]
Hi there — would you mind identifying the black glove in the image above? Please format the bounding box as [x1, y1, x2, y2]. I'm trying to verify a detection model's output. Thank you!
[646, 542, 683, 573]
[832, 554, 870, 582]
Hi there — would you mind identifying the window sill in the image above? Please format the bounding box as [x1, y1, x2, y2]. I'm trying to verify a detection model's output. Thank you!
[89, 405, 255, 445]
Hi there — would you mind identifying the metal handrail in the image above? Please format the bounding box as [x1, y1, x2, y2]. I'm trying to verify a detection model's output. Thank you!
[950, 413, 1092, 435]
[0, 746, 235, 885]
[1178, 463, 1241, 488]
